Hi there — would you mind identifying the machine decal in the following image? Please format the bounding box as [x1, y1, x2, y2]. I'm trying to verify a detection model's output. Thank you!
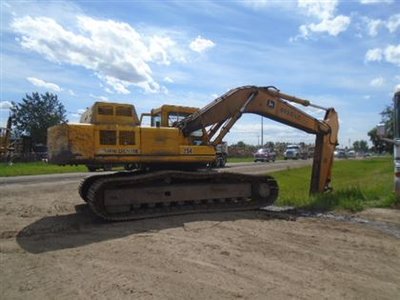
[182, 147, 193, 154]
[279, 107, 301, 120]
[267, 99, 276, 109]
[97, 148, 140, 155]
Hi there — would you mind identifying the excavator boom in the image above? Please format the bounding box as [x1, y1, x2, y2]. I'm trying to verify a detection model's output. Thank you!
[178, 86, 339, 193]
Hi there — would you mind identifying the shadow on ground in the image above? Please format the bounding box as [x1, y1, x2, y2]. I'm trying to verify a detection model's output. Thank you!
[16, 205, 286, 254]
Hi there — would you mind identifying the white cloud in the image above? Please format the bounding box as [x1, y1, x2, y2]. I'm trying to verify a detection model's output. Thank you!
[0, 101, 13, 109]
[90, 94, 110, 102]
[98, 75, 131, 95]
[294, 0, 351, 39]
[365, 48, 383, 62]
[365, 18, 383, 36]
[298, 0, 337, 20]
[148, 36, 176, 65]
[164, 76, 174, 83]
[387, 14, 400, 33]
[189, 36, 215, 53]
[366, 44, 400, 66]
[303, 15, 351, 37]
[68, 89, 76, 96]
[394, 84, 400, 92]
[362, 14, 400, 37]
[384, 44, 400, 66]
[12, 16, 185, 94]
[359, 0, 394, 4]
[370, 76, 385, 87]
[104, 87, 113, 94]
[26, 76, 62, 92]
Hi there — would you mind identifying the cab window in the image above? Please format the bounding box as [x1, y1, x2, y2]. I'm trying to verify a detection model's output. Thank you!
[100, 130, 116, 145]
[119, 131, 135, 145]
[152, 114, 161, 127]
[98, 105, 113, 115]
[168, 112, 190, 126]
[116, 106, 132, 117]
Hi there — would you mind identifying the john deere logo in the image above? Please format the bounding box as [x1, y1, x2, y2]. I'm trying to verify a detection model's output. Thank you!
[267, 99, 275, 109]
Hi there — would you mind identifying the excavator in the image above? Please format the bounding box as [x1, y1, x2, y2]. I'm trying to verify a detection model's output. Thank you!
[48, 86, 339, 221]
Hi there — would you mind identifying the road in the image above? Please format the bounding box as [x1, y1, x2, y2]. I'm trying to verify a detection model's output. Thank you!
[224, 159, 312, 175]
[0, 159, 312, 185]
[1, 160, 399, 299]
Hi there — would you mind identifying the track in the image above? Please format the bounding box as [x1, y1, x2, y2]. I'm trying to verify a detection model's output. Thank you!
[81, 170, 279, 221]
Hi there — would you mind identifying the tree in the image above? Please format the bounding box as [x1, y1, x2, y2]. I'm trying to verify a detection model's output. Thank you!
[368, 103, 393, 153]
[235, 141, 246, 148]
[368, 127, 386, 153]
[264, 141, 275, 149]
[11, 92, 67, 144]
[353, 140, 368, 153]
[274, 142, 288, 156]
[380, 104, 394, 138]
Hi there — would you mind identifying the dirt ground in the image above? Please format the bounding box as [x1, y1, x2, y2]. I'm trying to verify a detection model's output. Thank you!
[1, 175, 400, 299]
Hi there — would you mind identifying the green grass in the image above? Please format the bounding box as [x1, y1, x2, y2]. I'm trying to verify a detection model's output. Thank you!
[274, 157, 398, 211]
[227, 157, 254, 163]
[0, 162, 87, 177]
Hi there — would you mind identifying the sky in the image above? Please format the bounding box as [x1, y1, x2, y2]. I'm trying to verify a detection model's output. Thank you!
[1, 0, 399, 147]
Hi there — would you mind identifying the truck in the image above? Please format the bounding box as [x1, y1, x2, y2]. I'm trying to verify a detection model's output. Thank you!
[48, 85, 339, 221]
[284, 144, 308, 160]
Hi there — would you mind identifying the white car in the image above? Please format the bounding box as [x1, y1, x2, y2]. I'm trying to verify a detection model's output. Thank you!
[347, 150, 356, 158]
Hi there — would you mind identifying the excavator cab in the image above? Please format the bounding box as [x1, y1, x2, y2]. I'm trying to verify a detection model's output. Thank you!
[149, 105, 198, 128]
[140, 105, 208, 146]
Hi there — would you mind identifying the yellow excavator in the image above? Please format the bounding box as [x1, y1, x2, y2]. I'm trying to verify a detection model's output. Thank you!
[48, 86, 339, 221]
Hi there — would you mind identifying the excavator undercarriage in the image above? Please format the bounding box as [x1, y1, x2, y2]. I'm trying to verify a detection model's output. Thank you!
[79, 170, 278, 221]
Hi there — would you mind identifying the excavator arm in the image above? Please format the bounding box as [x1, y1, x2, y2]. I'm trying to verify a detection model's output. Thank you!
[178, 86, 339, 194]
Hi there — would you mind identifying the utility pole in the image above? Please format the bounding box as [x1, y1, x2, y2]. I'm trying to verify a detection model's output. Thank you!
[261, 116, 264, 147]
